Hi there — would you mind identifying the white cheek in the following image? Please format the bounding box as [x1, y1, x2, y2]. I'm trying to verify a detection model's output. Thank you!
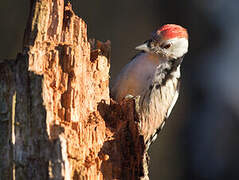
[168, 38, 188, 58]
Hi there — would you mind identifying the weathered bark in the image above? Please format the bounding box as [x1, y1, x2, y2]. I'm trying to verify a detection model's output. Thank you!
[0, 1, 149, 180]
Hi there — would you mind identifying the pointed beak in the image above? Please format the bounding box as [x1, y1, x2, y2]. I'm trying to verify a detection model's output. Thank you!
[135, 43, 150, 52]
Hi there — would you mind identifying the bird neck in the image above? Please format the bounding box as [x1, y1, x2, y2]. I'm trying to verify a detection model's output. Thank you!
[167, 55, 184, 73]
[153, 55, 184, 86]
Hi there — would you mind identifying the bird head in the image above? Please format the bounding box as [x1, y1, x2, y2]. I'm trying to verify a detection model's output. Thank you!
[136, 24, 189, 59]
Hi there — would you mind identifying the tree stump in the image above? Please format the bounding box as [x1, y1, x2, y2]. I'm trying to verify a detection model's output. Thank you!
[0, 1, 149, 179]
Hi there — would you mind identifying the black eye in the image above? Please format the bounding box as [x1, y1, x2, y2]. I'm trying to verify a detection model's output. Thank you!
[162, 43, 171, 49]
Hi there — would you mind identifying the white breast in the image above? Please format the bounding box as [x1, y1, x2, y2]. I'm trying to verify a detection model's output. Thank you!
[138, 65, 180, 142]
[111, 53, 162, 101]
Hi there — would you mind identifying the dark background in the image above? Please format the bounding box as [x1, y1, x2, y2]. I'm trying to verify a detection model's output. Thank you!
[1, 1, 239, 179]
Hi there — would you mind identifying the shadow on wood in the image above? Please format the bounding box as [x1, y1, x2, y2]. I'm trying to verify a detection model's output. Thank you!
[0, 1, 149, 179]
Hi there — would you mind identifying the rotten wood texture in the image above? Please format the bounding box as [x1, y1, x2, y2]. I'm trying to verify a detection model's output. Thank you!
[0, 1, 149, 180]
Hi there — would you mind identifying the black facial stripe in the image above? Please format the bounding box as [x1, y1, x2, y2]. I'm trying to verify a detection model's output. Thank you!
[152, 55, 184, 88]
[161, 62, 178, 85]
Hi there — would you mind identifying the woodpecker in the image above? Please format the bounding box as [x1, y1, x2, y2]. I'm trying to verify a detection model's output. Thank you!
[111, 24, 189, 148]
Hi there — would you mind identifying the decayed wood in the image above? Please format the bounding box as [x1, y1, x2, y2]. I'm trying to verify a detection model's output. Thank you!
[22, 1, 111, 179]
[0, 1, 149, 179]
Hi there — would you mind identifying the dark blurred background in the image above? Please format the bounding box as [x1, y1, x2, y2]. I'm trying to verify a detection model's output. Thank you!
[1, 0, 239, 179]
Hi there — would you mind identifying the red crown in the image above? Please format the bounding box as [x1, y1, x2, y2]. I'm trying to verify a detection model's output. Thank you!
[157, 24, 188, 40]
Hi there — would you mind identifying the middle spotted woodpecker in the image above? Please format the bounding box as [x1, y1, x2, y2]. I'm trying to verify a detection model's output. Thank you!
[111, 24, 189, 148]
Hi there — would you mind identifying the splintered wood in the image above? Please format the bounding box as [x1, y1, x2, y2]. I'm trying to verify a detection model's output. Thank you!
[25, 1, 110, 179]
[0, 0, 149, 179]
